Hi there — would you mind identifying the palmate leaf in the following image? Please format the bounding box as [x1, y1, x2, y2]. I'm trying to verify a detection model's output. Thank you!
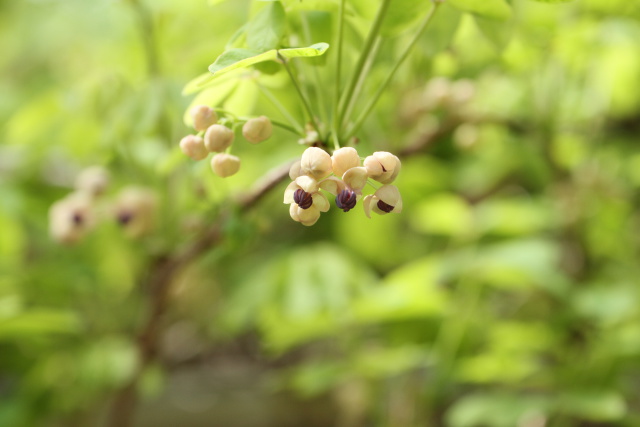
[197, 43, 329, 85]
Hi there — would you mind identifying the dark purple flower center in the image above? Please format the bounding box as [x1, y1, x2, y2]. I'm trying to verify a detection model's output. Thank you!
[377, 199, 394, 213]
[293, 189, 313, 209]
[117, 211, 134, 225]
[71, 212, 84, 226]
[335, 189, 357, 212]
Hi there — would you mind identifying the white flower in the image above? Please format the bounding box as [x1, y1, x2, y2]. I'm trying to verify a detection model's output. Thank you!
[362, 185, 403, 218]
[363, 151, 401, 184]
[190, 105, 218, 132]
[179, 135, 208, 160]
[283, 175, 330, 226]
[49, 192, 94, 244]
[331, 147, 360, 177]
[113, 187, 157, 238]
[74, 166, 110, 198]
[204, 124, 234, 152]
[211, 153, 240, 177]
[242, 116, 272, 144]
[300, 147, 332, 180]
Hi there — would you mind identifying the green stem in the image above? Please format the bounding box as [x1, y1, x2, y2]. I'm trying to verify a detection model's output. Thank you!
[256, 83, 306, 136]
[344, 1, 441, 141]
[331, 0, 346, 151]
[337, 0, 392, 132]
[279, 53, 322, 138]
[300, 12, 329, 127]
[339, 36, 382, 133]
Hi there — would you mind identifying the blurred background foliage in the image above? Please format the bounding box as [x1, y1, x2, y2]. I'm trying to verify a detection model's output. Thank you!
[1, 0, 640, 426]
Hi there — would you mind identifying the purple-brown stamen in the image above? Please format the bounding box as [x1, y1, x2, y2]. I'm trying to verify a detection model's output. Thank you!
[377, 199, 394, 213]
[71, 212, 84, 226]
[117, 211, 134, 225]
[336, 189, 357, 212]
[293, 188, 313, 209]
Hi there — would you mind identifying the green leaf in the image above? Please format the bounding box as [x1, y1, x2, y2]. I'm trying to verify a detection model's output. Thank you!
[381, 0, 430, 37]
[527, 0, 574, 2]
[474, 15, 513, 50]
[246, 1, 286, 51]
[449, 0, 511, 20]
[207, 43, 329, 78]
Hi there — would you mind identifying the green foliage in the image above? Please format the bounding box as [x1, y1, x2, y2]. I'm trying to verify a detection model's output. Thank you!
[1, 0, 640, 425]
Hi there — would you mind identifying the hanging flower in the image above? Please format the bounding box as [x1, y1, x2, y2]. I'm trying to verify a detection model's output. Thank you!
[362, 185, 403, 218]
[283, 175, 330, 226]
[211, 153, 240, 177]
[364, 151, 401, 184]
[300, 147, 332, 180]
[242, 116, 272, 144]
[179, 135, 209, 160]
[190, 105, 218, 132]
[49, 192, 95, 244]
[113, 187, 157, 238]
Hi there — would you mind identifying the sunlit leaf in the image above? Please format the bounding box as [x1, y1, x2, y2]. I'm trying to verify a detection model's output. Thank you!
[246, 1, 286, 51]
[449, 0, 511, 20]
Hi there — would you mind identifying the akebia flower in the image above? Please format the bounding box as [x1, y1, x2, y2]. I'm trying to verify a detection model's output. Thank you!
[49, 192, 94, 244]
[179, 135, 208, 160]
[300, 147, 332, 180]
[211, 153, 240, 177]
[364, 151, 401, 184]
[75, 166, 110, 198]
[363, 185, 403, 218]
[242, 116, 272, 144]
[113, 187, 157, 238]
[284, 175, 330, 226]
[190, 105, 218, 132]
[331, 147, 360, 177]
[204, 124, 234, 152]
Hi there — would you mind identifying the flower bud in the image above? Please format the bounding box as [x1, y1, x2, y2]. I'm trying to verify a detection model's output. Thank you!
[75, 166, 110, 197]
[179, 135, 208, 160]
[331, 147, 360, 177]
[363, 151, 401, 184]
[113, 187, 157, 238]
[300, 147, 332, 180]
[211, 153, 240, 177]
[190, 105, 218, 132]
[242, 116, 272, 144]
[204, 124, 234, 152]
[49, 192, 94, 244]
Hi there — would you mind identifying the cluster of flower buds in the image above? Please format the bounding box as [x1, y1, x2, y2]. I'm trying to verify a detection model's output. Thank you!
[48, 166, 157, 244]
[284, 147, 403, 226]
[179, 105, 272, 178]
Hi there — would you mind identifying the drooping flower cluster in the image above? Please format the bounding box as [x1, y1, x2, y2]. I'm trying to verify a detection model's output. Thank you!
[284, 146, 403, 226]
[178, 105, 272, 178]
[48, 166, 158, 244]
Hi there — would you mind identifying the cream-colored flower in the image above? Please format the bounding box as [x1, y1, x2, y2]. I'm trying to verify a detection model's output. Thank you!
[190, 105, 218, 132]
[204, 124, 234, 152]
[75, 166, 110, 198]
[211, 153, 240, 177]
[331, 147, 360, 177]
[179, 135, 208, 160]
[363, 151, 401, 184]
[362, 185, 403, 218]
[113, 187, 157, 238]
[334, 166, 368, 212]
[242, 116, 272, 144]
[300, 147, 332, 180]
[283, 175, 330, 226]
[49, 192, 94, 244]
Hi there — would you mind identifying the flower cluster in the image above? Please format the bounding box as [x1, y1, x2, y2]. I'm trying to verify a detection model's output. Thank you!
[48, 166, 157, 244]
[284, 147, 402, 226]
[179, 105, 272, 178]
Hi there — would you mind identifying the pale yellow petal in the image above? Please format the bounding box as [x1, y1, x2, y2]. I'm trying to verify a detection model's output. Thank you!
[312, 192, 330, 212]
[289, 160, 302, 180]
[362, 195, 373, 219]
[300, 146, 332, 180]
[283, 181, 300, 204]
[295, 175, 319, 193]
[342, 166, 368, 191]
[375, 185, 401, 206]
[331, 147, 360, 177]
[319, 176, 345, 196]
[296, 205, 321, 226]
